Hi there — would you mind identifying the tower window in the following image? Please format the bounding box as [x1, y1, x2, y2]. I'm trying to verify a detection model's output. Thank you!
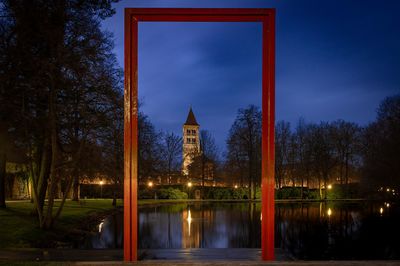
[187, 138, 191, 143]
[192, 138, 196, 144]
[191, 130, 196, 135]
[186, 129, 191, 135]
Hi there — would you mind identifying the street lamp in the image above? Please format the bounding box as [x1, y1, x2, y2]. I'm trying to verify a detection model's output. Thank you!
[187, 182, 192, 199]
[147, 181, 156, 199]
[99, 180, 104, 198]
[327, 184, 332, 190]
[234, 185, 238, 189]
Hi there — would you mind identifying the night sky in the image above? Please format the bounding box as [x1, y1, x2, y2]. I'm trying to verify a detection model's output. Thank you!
[102, 0, 400, 152]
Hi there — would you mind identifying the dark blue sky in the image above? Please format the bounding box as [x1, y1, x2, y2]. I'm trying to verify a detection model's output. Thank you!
[102, 0, 400, 152]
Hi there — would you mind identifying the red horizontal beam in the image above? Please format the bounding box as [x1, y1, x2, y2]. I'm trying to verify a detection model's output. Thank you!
[126, 8, 273, 22]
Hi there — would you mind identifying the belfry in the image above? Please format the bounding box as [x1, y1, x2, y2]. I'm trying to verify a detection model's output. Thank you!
[182, 107, 200, 175]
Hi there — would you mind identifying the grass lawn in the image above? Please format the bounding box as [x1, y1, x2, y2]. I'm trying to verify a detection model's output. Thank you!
[0, 199, 122, 249]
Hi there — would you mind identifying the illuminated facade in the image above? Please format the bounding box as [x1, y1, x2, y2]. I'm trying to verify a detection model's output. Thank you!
[182, 107, 200, 175]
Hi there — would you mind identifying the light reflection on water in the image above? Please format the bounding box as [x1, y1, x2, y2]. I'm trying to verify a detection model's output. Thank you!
[86, 201, 400, 259]
[138, 203, 259, 249]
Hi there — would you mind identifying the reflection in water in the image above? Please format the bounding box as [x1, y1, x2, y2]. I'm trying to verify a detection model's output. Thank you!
[327, 208, 332, 217]
[87, 201, 400, 259]
[186, 209, 191, 237]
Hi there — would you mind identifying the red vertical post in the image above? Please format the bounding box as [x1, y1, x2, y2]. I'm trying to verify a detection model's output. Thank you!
[261, 10, 275, 261]
[124, 11, 138, 262]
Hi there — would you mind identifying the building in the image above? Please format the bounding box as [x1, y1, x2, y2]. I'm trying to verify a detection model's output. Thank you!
[182, 107, 200, 176]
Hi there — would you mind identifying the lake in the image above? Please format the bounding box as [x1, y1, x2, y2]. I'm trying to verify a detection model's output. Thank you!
[85, 201, 400, 260]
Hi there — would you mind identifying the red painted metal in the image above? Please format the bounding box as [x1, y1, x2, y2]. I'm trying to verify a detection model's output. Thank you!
[261, 10, 276, 261]
[124, 8, 275, 262]
[124, 9, 138, 262]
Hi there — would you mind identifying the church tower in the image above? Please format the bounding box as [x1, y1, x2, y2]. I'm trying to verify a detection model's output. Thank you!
[182, 107, 200, 175]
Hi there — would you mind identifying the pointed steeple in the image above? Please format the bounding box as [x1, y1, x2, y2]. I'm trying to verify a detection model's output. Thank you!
[184, 107, 199, 126]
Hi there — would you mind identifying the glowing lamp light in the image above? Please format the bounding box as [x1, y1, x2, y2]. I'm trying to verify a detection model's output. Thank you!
[99, 180, 104, 185]
[187, 182, 192, 188]
[148, 181, 153, 188]
[234, 185, 238, 189]
[387, 188, 390, 192]
[327, 184, 332, 190]
[380, 207, 384, 214]
[327, 208, 332, 217]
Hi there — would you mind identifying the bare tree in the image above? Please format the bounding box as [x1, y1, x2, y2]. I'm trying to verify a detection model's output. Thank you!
[160, 132, 182, 184]
[294, 118, 314, 198]
[331, 120, 360, 196]
[226, 105, 261, 199]
[362, 94, 400, 192]
[275, 121, 291, 189]
[138, 112, 162, 183]
[310, 123, 337, 199]
[226, 131, 247, 188]
[187, 130, 219, 197]
[0, 0, 120, 228]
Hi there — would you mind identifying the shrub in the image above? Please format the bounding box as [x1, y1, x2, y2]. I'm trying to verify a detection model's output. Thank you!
[139, 188, 154, 199]
[304, 189, 319, 199]
[255, 187, 261, 199]
[157, 187, 188, 200]
[232, 187, 248, 199]
[276, 187, 302, 199]
[206, 187, 232, 199]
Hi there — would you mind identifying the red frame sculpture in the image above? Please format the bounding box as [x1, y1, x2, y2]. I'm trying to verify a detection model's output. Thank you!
[124, 8, 275, 261]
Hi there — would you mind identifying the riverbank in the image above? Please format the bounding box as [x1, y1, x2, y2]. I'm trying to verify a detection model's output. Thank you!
[0, 198, 380, 249]
[0, 199, 123, 249]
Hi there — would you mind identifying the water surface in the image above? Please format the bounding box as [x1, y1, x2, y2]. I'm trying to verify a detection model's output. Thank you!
[87, 201, 400, 260]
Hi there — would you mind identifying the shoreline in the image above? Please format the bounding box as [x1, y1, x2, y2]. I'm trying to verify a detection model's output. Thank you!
[137, 198, 370, 206]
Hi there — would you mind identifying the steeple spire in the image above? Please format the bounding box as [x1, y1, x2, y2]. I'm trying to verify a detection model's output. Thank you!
[184, 107, 199, 126]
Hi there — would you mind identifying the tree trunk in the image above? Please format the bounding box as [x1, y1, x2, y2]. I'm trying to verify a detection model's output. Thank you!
[201, 155, 205, 199]
[345, 153, 349, 198]
[248, 167, 252, 200]
[112, 180, 117, 206]
[339, 161, 344, 185]
[318, 178, 322, 200]
[42, 85, 59, 229]
[240, 167, 244, 188]
[0, 151, 6, 208]
[248, 152, 253, 200]
[72, 174, 80, 201]
[300, 177, 304, 199]
[32, 140, 51, 216]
